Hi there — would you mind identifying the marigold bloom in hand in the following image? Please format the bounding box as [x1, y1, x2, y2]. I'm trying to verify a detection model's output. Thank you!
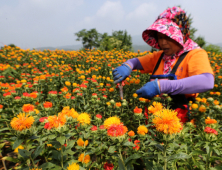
[78, 153, 90, 164]
[137, 125, 148, 135]
[152, 109, 182, 134]
[11, 113, 35, 131]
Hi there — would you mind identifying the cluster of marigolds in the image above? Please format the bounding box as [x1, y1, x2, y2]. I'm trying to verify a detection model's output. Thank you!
[0, 45, 222, 170]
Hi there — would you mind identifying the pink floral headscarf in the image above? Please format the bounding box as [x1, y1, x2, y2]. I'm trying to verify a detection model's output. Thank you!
[142, 6, 200, 74]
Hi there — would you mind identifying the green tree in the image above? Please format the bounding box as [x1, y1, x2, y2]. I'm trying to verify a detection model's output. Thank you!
[112, 30, 132, 51]
[75, 28, 101, 50]
[195, 36, 206, 48]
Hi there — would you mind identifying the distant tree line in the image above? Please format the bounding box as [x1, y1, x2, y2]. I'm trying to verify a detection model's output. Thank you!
[75, 29, 132, 52]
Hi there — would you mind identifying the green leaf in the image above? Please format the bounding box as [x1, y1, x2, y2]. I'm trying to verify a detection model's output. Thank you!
[167, 153, 190, 161]
[39, 162, 57, 169]
[213, 148, 221, 156]
[18, 149, 30, 159]
[48, 134, 57, 140]
[56, 136, 66, 145]
[32, 145, 44, 159]
[13, 138, 23, 150]
[143, 159, 154, 170]
[108, 146, 116, 154]
[0, 127, 9, 132]
[126, 162, 134, 170]
[155, 144, 164, 151]
[123, 141, 135, 147]
[125, 153, 142, 165]
[192, 150, 206, 155]
[118, 156, 127, 170]
[0, 143, 5, 150]
[64, 149, 75, 155]
[2, 156, 19, 163]
[214, 165, 222, 170]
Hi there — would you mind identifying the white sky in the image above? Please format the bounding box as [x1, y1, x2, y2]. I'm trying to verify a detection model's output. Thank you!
[0, 0, 221, 49]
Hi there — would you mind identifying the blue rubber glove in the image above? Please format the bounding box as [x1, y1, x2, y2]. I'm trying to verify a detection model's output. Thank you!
[136, 79, 161, 99]
[112, 64, 132, 84]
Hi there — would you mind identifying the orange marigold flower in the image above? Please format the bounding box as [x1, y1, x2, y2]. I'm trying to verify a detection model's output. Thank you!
[109, 88, 114, 92]
[148, 102, 163, 114]
[10, 113, 35, 131]
[77, 138, 88, 147]
[48, 113, 66, 128]
[22, 104, 35, 113]
[30, 92, 37, 99]
[137, 125, 148, 135]
[0, 104, 3, 109]
[152, 109, 182, 134]
[214, 100, 219, 105]
[43, 101, 53, 108]
[107, 123, 128, 137]
[128, 130, 135, 137]
[133, 106, 142, 114]
[78, 153, 90, 164]
[205, 117, 217, 124]
[115, 102, 121, 107]
[198, 105, 206, 113]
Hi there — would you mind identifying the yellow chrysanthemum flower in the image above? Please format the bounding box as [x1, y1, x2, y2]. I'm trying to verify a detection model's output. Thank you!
[152, 109, 182, 134]
[104, 116, 121, 129]
[14, 145, 24, 153]
[137, 125, 148, 135]
[67, 162, 80, 170]
[77, 113, 91, 125]
[10, 113, 35, 131]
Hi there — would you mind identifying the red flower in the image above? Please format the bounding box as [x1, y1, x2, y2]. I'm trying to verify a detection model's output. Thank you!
[91, 125, 98, 131]
[43, 102, 53, 108]
[204, 127, 218, 135]
[103, 162, 114, 170]
[96, 114, 102, 119]
[99, 125, 105, 130]
[133, 140, 140, 151]
[39, 117, 48, 123]
[44, 122, 51, 130]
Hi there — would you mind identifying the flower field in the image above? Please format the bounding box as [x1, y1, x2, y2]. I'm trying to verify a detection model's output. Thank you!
[0, 45, 222, 170]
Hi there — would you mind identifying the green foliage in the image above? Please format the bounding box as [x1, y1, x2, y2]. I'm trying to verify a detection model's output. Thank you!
[203, 44, 222, 54]
[75, 29, 132, 51]
[75, 28, 101, 50]
[195, 36, 206, 48]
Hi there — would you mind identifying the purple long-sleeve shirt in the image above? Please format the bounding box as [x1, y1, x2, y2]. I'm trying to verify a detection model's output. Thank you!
[125, 58, 214, 94]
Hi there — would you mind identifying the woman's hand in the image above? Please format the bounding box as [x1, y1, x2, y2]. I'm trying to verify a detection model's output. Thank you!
[136, 79, 160, 99]
[112, 64, 132, 84]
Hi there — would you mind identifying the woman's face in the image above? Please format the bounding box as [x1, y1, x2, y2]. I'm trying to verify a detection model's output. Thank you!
[157, 32, 182, 56]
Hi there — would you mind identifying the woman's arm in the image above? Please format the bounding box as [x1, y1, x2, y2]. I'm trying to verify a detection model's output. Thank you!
[124, 58, 143, 70]
[159, 73, 214, 95]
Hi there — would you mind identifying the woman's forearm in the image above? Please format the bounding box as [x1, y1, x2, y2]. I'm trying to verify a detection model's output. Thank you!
[124, 58, 143, 70]
[159, 73, 214, 95]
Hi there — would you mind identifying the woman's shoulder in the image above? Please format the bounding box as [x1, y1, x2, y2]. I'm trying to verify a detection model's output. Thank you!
[187, 48, 208, 56]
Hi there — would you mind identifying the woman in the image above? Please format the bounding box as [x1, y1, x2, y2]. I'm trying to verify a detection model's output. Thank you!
[112, 6, 214, 122]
